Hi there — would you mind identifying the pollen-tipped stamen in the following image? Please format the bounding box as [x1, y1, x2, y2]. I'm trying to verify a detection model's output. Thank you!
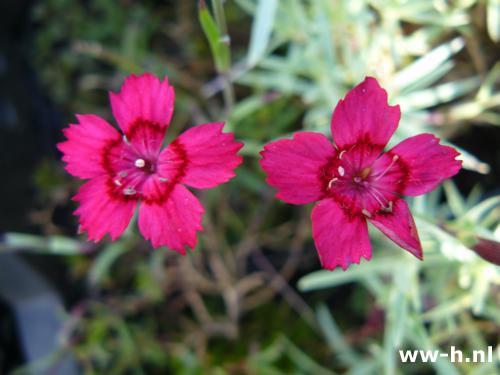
[365, 185, 396, 213]
[373, 155, 398, 181]
[123, 187, 137, 195]
[366, 185, 389, 208]
[328, 177, 338, 189]
[135, 159, 146, 168]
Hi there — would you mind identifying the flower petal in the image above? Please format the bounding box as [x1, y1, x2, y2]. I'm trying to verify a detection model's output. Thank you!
[57, 115, 120, 179]
[311, 198, 372, 270]
[158, 123, 243, 189]
[331, 77, 400, 150]
[126, 120, 166, 161]
[73, 176, 137, 242]
[388, 133, 462, 196]
[138, 184, 205, 253]
[368, 199, 422, 259]
[110, 73, 174, 136]
[260, 132, 335, 204]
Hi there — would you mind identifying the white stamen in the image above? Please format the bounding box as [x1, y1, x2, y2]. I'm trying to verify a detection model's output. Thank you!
[118, 171, 128, 177]
[338, 166, 345, 176]
[367, 186, 389, 208]
[339, 150, 346, 159]
[362, 209, 372, 217]
[373, 154, 399, 181]
[327, 178, 338, 189]
[114, 179, 122, 186]
[135, 159, 146, 168]
[159, 177, 168, 182]
[123, 135, 130, 144]
[123, 187, 136, 195]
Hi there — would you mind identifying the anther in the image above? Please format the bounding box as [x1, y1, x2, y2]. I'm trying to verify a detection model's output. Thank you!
[123, 187, 136, 195]
[338, 166, 345, 176]
[354, 176, 361, 183]
[339, 150, 346, 159]
[114, 179, 122, 186]
[328, 178, 338, 189]
[362, 209, 372, 217]
[381, 201, 393, 213]
[123, 135, 130, 144]
[159, 177, 168, 182]
[135, 159, 146, 168]
[118, 171, 128, 177]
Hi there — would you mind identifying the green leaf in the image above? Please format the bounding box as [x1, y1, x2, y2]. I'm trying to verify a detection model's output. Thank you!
[443, 180, 466, 217]
[465, 195, 500, 222]
[487, 0, 500, 42]
[477, 62, 500, 102]
[393, 37, 464, 91]
[397, 77, 480, 111]
[383, 269, 411, 375]
[407, 320, 460, 375]
[298, 258, 405, 292]
[247, 0, 278, 67]
[281, 336, 336, 375]
[3, 233, 83, 255]
[199, 0, 230, 72]
[316, 304, 360, 367]
[88, 242, 129, 287]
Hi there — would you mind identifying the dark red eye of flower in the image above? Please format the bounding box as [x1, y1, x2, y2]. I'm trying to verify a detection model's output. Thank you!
[260, 77, 462, 271]
[58, 73, 243, 253]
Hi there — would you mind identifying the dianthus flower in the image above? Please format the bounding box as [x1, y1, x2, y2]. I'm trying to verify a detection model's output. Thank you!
[58, 73, 243, 253]
[260, 77, 461, 270]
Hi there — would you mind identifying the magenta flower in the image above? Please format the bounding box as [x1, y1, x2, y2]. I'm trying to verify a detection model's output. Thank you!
[260, 77, 461, 270]
[58, 73, 243, 253]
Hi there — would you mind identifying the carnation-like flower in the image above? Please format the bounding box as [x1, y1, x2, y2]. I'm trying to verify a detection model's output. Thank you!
[58, 73, 243, 253]
[260, 77, 461, 270]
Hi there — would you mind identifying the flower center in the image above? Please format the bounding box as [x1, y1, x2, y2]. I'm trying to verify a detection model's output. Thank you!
[324, 146, 404, 216]
[106, 142, 167, 198]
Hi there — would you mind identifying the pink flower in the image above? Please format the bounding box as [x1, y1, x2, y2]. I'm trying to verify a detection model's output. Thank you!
[58, 73, 243, 253]
[260, 77, 461, 270]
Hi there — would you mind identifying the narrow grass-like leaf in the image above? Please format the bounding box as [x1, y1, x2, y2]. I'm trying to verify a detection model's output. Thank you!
[487, 0, 500, 42]
[477, 62, 500, 103]
[397, 77, 480, 111]
[3, 233, 83, 255]
[407, 321, 460, 375]
[316, 304, 360, 367]
[383, 269, 410, 375]
[282, 336, 337, 375]
[464, 196, 500, 222]
[421, 294, 471, 321]
[443, 180, 466, 217]
[89, 242, 128, 287]
[454, 146, 491, 174]
[393, 37, 464, 90]
[199, 0, 229, 72]
[298, 258, 405, 291]
[247, 0, 278, 67]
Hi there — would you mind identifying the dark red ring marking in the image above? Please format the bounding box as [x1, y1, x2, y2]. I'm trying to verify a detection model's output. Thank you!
[99, 119, 189, 205]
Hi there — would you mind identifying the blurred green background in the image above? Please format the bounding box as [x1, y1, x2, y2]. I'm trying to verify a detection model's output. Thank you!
[1, 0, 499, 374]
